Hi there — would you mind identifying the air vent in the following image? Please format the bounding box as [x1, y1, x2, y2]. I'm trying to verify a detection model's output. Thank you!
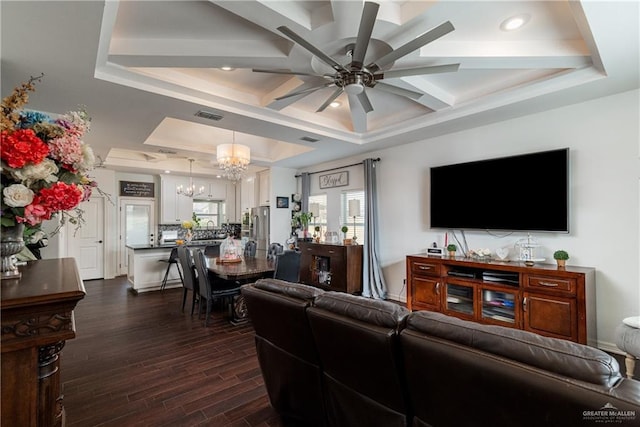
[158, 149, 177, 154]
[300, 136, 319, 143]
[195, 110, 224, 121]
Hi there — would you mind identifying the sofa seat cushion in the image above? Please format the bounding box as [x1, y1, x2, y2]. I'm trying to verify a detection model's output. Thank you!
[313, 292, 409, 327]
[407, 311, 621, 387]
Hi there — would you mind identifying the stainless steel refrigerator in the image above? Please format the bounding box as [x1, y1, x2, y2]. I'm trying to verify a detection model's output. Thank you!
[250, 206, 270, 256]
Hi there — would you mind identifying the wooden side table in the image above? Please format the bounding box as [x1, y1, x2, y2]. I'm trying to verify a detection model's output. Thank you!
[1, 258, 85, 426]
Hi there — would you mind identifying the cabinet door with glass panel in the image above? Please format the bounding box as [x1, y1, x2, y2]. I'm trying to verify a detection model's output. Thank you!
[443, 279, 476, 320]
[480, 284, 520, 328]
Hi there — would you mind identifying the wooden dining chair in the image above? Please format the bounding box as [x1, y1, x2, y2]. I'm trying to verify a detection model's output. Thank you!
[192, 248, 242, 327]
[176, 245, 198, 315]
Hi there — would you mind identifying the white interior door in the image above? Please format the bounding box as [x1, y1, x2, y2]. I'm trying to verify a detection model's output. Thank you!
[119, 198, 155, 275]
[66, 197, 105, 280]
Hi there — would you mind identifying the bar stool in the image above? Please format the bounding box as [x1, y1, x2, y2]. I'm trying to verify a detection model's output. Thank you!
[159, 247, 183, 290]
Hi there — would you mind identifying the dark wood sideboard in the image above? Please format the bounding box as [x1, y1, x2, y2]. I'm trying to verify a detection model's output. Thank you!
[1, 258, 86, 426]
[299, 242, 363, 294]
[406, 254, 596, 345]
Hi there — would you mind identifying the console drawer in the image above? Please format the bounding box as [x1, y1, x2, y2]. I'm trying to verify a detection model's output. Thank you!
[526, 275, 576, 295]
[411, 260, 441, 277]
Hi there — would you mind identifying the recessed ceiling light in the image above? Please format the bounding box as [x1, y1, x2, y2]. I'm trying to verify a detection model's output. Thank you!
[330, 101, 341, 108]
[164, 170, 171, 174]
[220, 66, 235, 71]
[500, 14, 530, 31]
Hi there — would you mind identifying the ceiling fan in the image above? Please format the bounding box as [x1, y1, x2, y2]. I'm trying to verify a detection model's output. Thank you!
[253, 1, 460, 132]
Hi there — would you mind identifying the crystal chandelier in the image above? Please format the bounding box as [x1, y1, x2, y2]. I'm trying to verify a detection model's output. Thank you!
[176, 159, 204, 197]
[216, 133, 250, 182]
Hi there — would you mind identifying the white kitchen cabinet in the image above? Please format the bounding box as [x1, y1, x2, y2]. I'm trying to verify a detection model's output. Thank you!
[193, 178, 227, 200]
[160, 174, 193, 224]
[257, 169, 270, 206]
[240, 174, 256, 214]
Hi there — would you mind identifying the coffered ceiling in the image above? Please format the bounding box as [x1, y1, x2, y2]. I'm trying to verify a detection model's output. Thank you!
[1, 1, 638, 177]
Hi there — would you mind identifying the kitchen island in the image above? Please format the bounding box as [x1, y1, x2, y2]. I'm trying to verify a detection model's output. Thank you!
[126, 241, 222, 293]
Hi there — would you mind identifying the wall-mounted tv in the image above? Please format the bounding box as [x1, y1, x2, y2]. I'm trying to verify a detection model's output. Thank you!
[430, 148, 569, 233]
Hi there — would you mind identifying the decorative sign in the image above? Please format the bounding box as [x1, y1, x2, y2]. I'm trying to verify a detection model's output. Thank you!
[319, 171, 349, 189]
[120, 181, 155, 198]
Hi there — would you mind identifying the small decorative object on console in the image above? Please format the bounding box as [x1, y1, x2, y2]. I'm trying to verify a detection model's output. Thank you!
[446, 244, 457, 257]
[553, 250, 569, 268]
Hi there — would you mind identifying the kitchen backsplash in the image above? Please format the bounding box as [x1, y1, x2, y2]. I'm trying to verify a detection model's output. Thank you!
[158, 223, 242, 241]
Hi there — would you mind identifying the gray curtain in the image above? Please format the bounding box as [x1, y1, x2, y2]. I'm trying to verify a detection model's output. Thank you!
[300, 172, 310, 213]
[362, 158, 387, 299]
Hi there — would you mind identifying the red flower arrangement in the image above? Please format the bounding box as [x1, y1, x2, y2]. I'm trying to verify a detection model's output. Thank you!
[1, 74, 102, 244]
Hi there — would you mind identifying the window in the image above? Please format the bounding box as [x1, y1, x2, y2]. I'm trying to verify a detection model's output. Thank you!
[193, 200, 225, 227]
[341, 191, 365, 245]
[308, 194, 327, 238]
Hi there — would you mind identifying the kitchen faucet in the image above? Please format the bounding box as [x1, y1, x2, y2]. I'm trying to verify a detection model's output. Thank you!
[206, 220, 215, 230]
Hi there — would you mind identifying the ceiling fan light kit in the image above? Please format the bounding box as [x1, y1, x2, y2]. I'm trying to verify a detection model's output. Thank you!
[255, 1, 460, 132]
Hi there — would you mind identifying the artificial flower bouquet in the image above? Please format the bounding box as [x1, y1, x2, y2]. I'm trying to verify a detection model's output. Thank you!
[1, 75, 99, 245]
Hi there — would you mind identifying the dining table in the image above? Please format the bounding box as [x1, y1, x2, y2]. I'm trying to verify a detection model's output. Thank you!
[205, 256, 275, 323]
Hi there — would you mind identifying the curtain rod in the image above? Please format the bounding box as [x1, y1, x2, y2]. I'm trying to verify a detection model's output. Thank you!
[295, 158, 380, 178]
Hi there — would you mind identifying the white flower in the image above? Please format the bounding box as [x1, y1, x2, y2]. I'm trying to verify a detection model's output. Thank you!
[75, 144, 95, 173]
[29, 230, 46, 244]
[3, 184, 34, 207]
[10, 158, 59, 187]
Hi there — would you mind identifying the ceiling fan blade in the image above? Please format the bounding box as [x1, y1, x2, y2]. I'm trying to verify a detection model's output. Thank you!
[275, 82, 334, 101]
[252, 68, 328, 77]
[277, 26, 347, 72]
[374, 82, 424, 100]
[368, 21, 455, 72]
[375, 63, 460, 79]
[351, 1, 380, 70]
[316, 88, 343, 112]
[346, 93, 368, 133]
[356, 90, 374, 113]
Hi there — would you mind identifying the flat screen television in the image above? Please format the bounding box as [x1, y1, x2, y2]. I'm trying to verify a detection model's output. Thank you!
[430, 148, 569, 233]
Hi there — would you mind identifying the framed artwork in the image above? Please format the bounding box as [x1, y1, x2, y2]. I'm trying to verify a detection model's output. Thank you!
[276, 196, 289, 208]
[319, 171, 349, 189]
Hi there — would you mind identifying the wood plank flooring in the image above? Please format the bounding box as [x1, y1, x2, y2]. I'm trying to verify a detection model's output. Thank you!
[61, 276, 289, 427]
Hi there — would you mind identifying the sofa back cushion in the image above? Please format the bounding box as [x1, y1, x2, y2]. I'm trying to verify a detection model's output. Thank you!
[307, 292, 410, 427]
[406, 311, 621, 387]
[241, 279, 326, 426]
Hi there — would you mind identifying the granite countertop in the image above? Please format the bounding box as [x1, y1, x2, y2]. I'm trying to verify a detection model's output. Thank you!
[126, 240, 224, 251]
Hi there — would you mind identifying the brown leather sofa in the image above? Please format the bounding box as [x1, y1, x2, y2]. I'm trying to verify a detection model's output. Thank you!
[242, 279, 640, 427]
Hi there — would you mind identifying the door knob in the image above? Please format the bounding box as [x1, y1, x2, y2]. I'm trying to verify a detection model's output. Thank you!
[96, 240, 103, 243]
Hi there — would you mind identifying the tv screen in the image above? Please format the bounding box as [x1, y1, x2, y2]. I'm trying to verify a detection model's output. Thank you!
[430, 148, 569, 232]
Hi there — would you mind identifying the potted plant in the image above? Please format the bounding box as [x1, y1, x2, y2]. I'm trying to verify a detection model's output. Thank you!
[553, 250, 569, 267]
[341, 226, 351, 245]
[447, 244, 457, 257]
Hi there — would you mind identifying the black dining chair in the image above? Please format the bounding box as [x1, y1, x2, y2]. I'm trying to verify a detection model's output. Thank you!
[158, 247, 183, 291]
[267, 242, 284, 261]
[177, 245, 198, 315]
[273, 250, 302, 283]
[244, 240, 257, 258]
[192, 248, 242, 327]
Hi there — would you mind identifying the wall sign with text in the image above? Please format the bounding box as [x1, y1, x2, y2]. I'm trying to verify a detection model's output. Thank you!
[119, 181, 155, 198]
[319, 171, 349, 189]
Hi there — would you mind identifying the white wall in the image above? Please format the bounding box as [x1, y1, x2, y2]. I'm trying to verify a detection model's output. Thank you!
[269, 166, 298, 247]
[299, 89, 639, 351]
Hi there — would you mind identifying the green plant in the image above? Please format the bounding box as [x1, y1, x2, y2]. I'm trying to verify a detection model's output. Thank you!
[553, 250, 569, 260]
[341, 225, 348, 237]
[446, 244, 457, 252]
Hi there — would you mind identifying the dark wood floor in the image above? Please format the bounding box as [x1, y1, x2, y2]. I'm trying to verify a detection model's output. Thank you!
[62, 276, 287, 427]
